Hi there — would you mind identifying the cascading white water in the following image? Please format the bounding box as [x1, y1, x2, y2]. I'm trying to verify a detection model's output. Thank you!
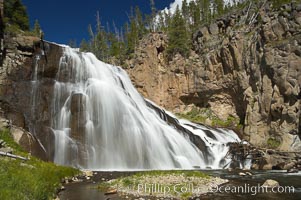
[51, 47, 242, 170]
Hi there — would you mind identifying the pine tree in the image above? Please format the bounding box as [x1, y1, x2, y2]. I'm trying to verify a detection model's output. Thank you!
[85, 12, 109, 61]
[213, 0, 224, 17]
[200, 0, 211, 24]
[157, 11, 165, 31]
[95, 29, 109, 61]
[182, 0, 189, 24]
[149, 0, 156, 32]
[33, 19, 41, 37]
[96, 12, 109, 61]
[125, 7, 139, 55]
[189, 1, 201, 32]
[79, 39, 90, 52]
[164, 10, 172, 30]
[134, 6, 146, 38]
[166, 6, 190, 60]
[4, 0, 30, 31]
[68, 39, 77, 48]
[108, 30, 126, 65]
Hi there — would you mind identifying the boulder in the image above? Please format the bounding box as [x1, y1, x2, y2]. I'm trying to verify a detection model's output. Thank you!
[287, 168, 298, 173]
[262, 179, 280, 187]
[283, 161, 296, 170]
[82, 170, 93, 177]
[209, 23, 219, 35]
[239, 172, 246, 176]
[10, 126, 47, 160]
[0, 117, 9, 130]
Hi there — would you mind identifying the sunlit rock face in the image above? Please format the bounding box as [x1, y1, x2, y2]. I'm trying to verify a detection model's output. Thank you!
[126, 2, 301, 152]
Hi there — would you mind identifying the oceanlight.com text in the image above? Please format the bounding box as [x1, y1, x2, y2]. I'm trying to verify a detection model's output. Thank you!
[210, 183, 295, 196]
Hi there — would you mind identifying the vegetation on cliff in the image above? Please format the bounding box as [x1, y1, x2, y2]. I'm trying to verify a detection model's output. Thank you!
[3, 0, 41, 36]
[166, 6, 190, 60]
[78, 0, 293, 64]
[78, 0, 246, 63]
[3, 0, 29, 32]
[176, 107, 242, 131]
[0, 129, 79, 200]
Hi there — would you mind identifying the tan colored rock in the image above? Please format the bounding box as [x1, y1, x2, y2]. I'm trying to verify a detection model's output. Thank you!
[262, 179, 280, 188]
[82, 170, 93, 177]
[10, 126, 47, 160]
[208, 94, 238, 121]
[125, 4, 301, 153]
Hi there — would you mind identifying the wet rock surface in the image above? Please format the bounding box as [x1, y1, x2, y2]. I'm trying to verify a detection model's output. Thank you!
[0, 34, 62, 160]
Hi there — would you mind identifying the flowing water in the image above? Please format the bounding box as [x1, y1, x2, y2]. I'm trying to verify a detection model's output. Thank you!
[35, 46, 246, 170]
[59, 170, 301, 200]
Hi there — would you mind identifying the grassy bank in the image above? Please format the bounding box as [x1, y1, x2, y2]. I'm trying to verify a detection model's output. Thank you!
[0, 129, 80, 200]
[176, 107, 243, 130]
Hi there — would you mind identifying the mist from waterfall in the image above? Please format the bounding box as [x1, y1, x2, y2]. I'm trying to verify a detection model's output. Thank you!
[50, 47, 241, 170]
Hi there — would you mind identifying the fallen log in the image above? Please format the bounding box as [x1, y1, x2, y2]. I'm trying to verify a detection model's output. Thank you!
[0, 151, 28, 161]
[105, 189, 117, 195]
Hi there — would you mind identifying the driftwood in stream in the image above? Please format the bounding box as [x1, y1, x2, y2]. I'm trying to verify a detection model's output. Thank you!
[225, 142, 262, 168]
[105, 189, 117, 195]
[226, 142, 301, 170]
[226, 142, 252, 158]
[0, 151, 28, 160]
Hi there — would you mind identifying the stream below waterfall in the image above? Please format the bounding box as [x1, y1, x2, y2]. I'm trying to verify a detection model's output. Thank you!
[59, 170, 301, 200]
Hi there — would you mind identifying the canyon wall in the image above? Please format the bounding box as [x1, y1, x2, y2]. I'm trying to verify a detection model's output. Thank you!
[126, 2, 301, 151]
[0, 35, 62, 160]
[0, 0, 3, 65]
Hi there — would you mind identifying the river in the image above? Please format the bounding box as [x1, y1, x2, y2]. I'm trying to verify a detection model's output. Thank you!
[59, 170, 301, 200]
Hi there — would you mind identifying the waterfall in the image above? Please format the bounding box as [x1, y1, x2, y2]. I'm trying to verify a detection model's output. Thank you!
[49, 47, 242, 170]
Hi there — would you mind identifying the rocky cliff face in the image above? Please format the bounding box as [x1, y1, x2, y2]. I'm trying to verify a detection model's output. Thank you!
[0, 34, 62, 160]
[126, 2, 301, 152]
[0, 0, 4, 65]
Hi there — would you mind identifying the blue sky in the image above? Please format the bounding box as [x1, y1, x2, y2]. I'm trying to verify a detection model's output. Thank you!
[22, 0, 176, 45]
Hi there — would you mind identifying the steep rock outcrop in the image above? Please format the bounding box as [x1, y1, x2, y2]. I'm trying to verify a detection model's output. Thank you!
[0, 35, 62, 160]
[0, 0, 3, 65]
[126, 2, 301, 151]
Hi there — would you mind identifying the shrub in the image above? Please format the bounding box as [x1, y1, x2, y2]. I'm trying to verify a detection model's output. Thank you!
[267, 138, 281, 149]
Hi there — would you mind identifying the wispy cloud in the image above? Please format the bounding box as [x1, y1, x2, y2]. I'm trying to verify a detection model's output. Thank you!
[163, 0, 194, 14]
[162, 0, 233, 14]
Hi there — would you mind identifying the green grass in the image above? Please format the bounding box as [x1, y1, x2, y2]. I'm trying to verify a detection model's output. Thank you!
[0, 129, 25, 154]
[211, 116, 240, 128]
[176, 107, 208, 124]
[122, 177, 134, 186]
[176, 107, 242, 130]
[0, 129, 80, 200]
[267, 138, 281, 149]
[181, 192, 193, 199]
